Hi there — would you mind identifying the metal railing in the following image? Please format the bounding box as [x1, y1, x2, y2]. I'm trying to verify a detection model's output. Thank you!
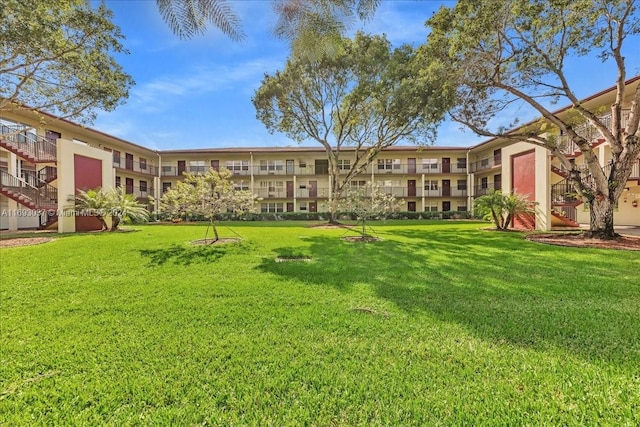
[38, 166, 57, 183]
[0, 124, 57, 162]
[113, 157, 158, 176]
[473, 183, 501, 197]
[558, 109, 632, 156]
[0, 170, 58, 209]
[470, 156, 501, 173]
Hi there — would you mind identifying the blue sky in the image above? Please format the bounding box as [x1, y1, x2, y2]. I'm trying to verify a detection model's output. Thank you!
[93, 1, 640, 151]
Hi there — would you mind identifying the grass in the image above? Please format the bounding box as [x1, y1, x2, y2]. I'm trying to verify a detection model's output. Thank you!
[1, 221, 639, 425]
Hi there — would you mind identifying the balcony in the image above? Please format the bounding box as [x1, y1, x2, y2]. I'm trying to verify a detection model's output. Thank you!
[120, 185, 154, 199]
[473, 183, 501, 197]
[114, 157, 158, 176]
[558, 109, 632, 156]
[374, 163, 467, 175]
[295, 188, 329, 198]
[470, 157, 501, 173]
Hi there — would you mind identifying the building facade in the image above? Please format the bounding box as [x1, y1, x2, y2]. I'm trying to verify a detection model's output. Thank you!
[2, 79, 639, 232]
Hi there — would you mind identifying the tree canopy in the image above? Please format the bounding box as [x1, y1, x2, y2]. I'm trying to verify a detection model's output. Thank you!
[421, 0, 640, 238]
[0, 0, 134, 124]
[160, 169, 256, 241]
[253, 32, 452, 222]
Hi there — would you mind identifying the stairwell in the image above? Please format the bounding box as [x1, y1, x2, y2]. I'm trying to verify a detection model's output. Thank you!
[0, 124, 57, 163]
[0, 170, 58, 229]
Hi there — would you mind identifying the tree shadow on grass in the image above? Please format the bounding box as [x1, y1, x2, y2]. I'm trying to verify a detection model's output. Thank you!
[140, 241, 254, 266]
[257, 228, 640, 367]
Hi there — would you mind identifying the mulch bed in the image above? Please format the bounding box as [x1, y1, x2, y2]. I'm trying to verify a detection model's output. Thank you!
[341, 236, 381, 242]
[526, 233, 640, 251]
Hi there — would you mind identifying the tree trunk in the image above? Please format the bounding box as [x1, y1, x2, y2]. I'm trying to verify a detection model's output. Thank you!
[208, 220, 219, 244]
[110, 216, 120, 231]
[585, 196, 618, 239]
[96, 215, 108, 231]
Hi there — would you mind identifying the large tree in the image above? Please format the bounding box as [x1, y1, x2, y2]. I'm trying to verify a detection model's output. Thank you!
[0, 0, 134, 124]
[253, 32, 451, 223]
[421, 0, 640, 239]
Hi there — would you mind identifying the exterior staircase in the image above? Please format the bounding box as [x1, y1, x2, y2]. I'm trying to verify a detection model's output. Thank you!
[551, 178, 581, 227]
[0, 170, 58, 229]
[0, 124, 57, 163]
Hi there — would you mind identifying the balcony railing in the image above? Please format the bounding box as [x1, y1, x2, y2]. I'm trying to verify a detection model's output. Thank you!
[113, 157, 158, 176]
[473, 183, 501, 197]
[0, 124, 57, 162]
[558, 109, 632, 156]
[470, 157, 501, 173]
[119, 185, 154, 199]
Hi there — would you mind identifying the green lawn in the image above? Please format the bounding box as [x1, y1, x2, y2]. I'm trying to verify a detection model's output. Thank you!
[1, 221, 639, 425]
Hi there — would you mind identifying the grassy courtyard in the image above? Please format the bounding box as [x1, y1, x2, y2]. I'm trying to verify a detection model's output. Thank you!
[1, 221, 639, 425]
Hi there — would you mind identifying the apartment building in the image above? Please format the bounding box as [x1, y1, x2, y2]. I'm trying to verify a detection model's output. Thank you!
[158, 146, 470, 215]
[2, 78, 639, 232]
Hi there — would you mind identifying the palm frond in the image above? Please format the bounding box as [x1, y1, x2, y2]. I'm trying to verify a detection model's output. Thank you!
[156, 0, 245, 41]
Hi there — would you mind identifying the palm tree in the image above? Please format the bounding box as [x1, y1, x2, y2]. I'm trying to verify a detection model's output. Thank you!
[107, 187, 150, 231]
[70, 188, 110, 231]
[502, 192, 536, 230]
[474, 190, 506, 230]
[156, 0, 379, 44]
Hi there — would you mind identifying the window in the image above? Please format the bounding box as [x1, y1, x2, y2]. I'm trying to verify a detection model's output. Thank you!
[225, 160, 249, 173]
[261, 202, 284, 213]
[299, 202, 307, 211]
[140, 180, 148, 192]
[378, 159, 392, 170]
[337, 159, 350, 170]
[457, 180, 467, 191]
[457, 158, 467, 169]
[425, 180, 438, 191]
[113, 150, 121, 166]
[481, 158, 489, 167]
[349, 180, 367, 189]
[260, 160, 284, 172]
[162, 182, 172, 193]
[377, 159, 401, 170]
[422, 158, 438, 170]
[299, 161, 307, 168]
[189, 160, 206, 173]
[140, 158, 147, 170]
[457, 202, 468, 212]
[424, 201, 438, 212]
[115, 176, 121, 188]
[234, 183, 249, 191]
[481, 177, 488, 189]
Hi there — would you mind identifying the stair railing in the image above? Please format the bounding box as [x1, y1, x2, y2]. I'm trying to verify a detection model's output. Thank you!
[0, 124, 57, 161]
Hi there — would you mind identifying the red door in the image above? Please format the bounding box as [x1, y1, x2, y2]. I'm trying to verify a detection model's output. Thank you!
[309, 202, 317, 212]
[125, 178, 134, 195]
[309, 181, 317, 198]
[407, 180, 416, 197]
[494, 149, 502, 166]
[210, 160, 219, 172]
[408, 158, 416, 174]
[442, 201, 451, 212]
[286, 181, 294, 198]
[442, 158, 450, 174]
[286, 202, 294, 212]
[125, 153, 134, 170]
[177, 161, 186, 176]
[408, 201, 416, 212]
[442, 179, 451, 196]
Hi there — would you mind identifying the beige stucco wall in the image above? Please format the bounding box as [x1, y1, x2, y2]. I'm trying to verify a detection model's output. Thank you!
[56, 139, 114, 233]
